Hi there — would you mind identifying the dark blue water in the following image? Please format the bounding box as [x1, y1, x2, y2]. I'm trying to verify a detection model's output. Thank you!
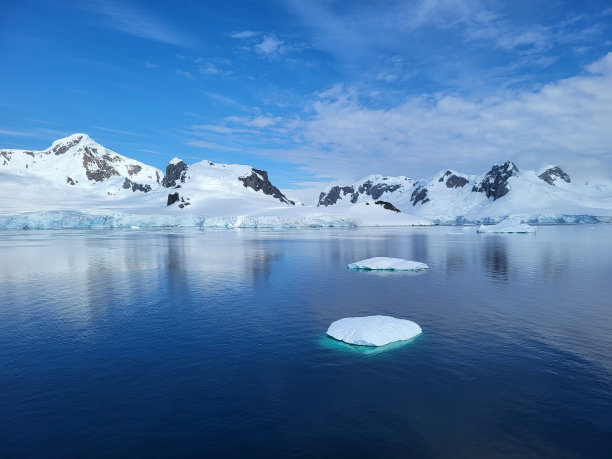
[1, 226, 611, 457]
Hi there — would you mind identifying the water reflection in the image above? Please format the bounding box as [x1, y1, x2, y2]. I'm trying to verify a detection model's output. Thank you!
[411, 233, 428, 262]
[444, 240, 466, 274]
[482, 236, 509, 280]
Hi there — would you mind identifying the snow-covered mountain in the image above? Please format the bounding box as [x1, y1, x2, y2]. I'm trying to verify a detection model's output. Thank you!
[0, 133, 296, 214]
[1, 134, 431, 229]
[1, 133, 162, 190]
[158, 157, 294, 212]
[2, 134, 610, 229]
[318, 161, 612, 223]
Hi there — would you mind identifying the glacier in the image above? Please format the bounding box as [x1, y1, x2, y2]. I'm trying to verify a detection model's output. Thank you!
[327, 316, 422, 347]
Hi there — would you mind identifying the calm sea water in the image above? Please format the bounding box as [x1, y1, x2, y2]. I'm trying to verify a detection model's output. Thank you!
[1, 225, 611, 457]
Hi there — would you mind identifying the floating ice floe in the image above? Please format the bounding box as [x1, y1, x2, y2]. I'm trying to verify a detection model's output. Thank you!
[477, 220, 536, 233]
[327, 315, 422, 347]
[347, 257, 429, 271]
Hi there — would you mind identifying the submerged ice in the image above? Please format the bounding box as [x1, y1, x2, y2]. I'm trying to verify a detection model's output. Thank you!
[327, 315, 422, 347]
[347, 257, 429, 271]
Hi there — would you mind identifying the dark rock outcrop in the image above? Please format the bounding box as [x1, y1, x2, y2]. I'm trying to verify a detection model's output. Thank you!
[122, 178, 152, 193]
[66, 177, 77, 186]
[52, 136, 83, 155]
[410, 185, 430, 206]
[318, 178, 407, 206]
[374, 200, 401, 212]
[238, 168, 294, 205]
[356, 180, 402, 201]
[162, 160, 189, 188]
[472, 161, 518, 200]
[167, 192, 180, 206]
[318, 186, 355, 206]
[446, 174, 469, 188]
[82, 146, 120, 182]
[538, 166, 571, 186]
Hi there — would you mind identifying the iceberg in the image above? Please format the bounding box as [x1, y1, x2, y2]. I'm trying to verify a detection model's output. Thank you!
[347, 257, 429, 271]
[477, 220, 536, 233]
[327, 315, 422, 347]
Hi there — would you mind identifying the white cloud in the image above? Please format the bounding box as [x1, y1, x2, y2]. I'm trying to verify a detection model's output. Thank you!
[254, 35, 284, 59]
[245, 53, 612, 181]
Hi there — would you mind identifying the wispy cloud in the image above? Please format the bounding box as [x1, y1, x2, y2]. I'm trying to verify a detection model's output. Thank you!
[93, 126, 145, 136]
[185, 140, 243, 151]
[229, 30, 258, 39]
[86, 0, 192, 47]
[176, 69, 194, 79]
[0, 129, 41, 138]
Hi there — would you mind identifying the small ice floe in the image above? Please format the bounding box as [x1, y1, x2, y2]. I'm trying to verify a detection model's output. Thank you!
[347, 257, 429, 271]
[130, 226, 141, 230]
[327, 315, 422, 347]
[477, 220, 536, 233]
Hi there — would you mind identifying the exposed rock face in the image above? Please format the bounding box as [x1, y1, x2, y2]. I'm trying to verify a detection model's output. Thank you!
[167, 192, 180, 206]
[439, 170, 469, 188]
[161, 160, 189, 188]
[410, 185, 430, 206]
[166, 192, 191, 208]
[374, 200, 401, 212]
[318, 186, 355, 206]
[357, 180, 402, 201]
[122, 178, 152, 193]
[318, 178, 406, 206]
[82, 146, 120, 182]
[238, 168, 294, 205]
[53, 136, 82, 155]
[66, 177, 77, 186]
[127, 165, 142, 176]
[472, 161, 518, 200]
[538, 166, 571, 186]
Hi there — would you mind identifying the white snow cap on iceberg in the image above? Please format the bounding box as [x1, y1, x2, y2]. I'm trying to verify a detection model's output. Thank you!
[327, 315, 422, 346]
[477, 219, 536, 233]
[348, 257, 429, 271]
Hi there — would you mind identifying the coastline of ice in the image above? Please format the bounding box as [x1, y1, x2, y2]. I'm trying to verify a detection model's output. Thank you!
[0, 211, 363, 230]
[477, 220, 536, 233]
[348, 257, 429, 271]
[327, 315, 422, 347]
[0, 210, 608, 231]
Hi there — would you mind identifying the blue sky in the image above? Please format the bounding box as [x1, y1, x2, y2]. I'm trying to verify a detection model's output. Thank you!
[1, 0, 611, 195]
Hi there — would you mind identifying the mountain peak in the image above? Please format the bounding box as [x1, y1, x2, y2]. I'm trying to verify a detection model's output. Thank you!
[49, 133, 98, 156]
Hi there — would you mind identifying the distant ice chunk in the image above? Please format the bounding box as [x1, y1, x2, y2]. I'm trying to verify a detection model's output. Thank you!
[327, 315, 422, 347]
[347, 257, 429, 271]
[477, 220, 536, 233]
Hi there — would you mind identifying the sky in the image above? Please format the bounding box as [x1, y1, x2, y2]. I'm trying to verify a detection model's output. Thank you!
[1, 0, 611, 200]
